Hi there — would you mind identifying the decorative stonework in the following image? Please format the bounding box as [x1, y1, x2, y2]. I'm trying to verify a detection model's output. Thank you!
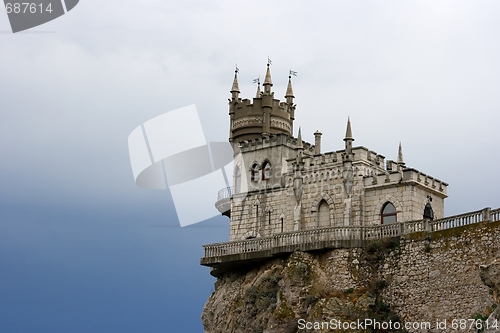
[240, 230, 261, 239]
[270, 118, 291, 132]
[232, 117, 263, 130]
[310, 192, 334, 212]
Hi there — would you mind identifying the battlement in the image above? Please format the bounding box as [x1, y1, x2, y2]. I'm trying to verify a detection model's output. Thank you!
[285, 146, 388, 173]
[229, 65, 296, 143]
[236, 133, 315, 154]
[363, 168, 448, 197]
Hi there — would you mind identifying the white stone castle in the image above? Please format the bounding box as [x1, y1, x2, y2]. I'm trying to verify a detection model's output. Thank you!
[219, 64, 447, 240]
[199, 64, 499, 274]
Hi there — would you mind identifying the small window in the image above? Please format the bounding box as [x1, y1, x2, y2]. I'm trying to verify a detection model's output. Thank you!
[381, 202, 397, 224]
[423, 203, 434, 220]
[251, 164, 259, 182]
[262, 162, 271, 180]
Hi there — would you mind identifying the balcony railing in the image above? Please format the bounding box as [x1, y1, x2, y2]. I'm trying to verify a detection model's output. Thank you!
[202, 207, 499, 262]
[217, 187, 234, 201]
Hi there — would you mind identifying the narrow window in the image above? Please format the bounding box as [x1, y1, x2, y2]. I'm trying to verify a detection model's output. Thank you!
[268, 211, 271, 225]
[262, 162, 271, 180]
[381, 202, 397, 224]
[251, 164, 259, 182]
[317, 200, 330, 227]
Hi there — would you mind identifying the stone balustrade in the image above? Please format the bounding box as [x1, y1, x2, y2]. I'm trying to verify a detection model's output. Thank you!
[491, 208, 500, 222]
[431, 208, 485, 231]
[202, 207, 499, 268]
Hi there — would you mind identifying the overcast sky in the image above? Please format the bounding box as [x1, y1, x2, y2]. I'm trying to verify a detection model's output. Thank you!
[1, 1, 500, 332]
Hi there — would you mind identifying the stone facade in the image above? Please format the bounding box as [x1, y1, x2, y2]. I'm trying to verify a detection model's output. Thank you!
[223, 65, 448, 242]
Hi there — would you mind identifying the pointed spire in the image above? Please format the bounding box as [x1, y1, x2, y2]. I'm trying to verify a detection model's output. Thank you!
[285, 76, 294, 98]
[397, 142, 405, 165]
[297, 127, 303, 149]
[343, 117, 354, 141]
[230, 69, 240, 94]
[263, 63, 273, 89]
[255, 81, 261, 98]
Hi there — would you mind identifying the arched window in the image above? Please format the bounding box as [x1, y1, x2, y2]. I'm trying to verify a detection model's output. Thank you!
[234, 166, 241, 193]
[317, 200, 330, 227]
[423, 203, 434, 220]
[251, 164, 259, 182]
[381, 202, 397, 224]
[262, 161, 271, 180]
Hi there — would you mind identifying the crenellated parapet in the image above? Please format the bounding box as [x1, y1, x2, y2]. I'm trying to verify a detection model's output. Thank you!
[229, 65, 296, 143]
[364, 168, 448, 196]
[236, 133, 315, 155]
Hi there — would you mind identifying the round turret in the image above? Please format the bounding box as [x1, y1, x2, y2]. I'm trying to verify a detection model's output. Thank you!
[229, 64, 295, 143]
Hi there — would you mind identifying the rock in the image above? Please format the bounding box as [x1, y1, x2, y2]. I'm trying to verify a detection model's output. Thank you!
[480, 260, 500, 333]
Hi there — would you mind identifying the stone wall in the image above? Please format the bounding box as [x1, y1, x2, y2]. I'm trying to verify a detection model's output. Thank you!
[380, 221, 500, 328]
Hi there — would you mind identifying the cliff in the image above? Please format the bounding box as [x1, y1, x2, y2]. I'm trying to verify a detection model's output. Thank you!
[202, 221, 500, 333]
[480, 260, 500, 333]
[202, 249, 405, 333]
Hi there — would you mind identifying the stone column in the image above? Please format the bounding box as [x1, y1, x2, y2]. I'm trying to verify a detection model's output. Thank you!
[314, 130, 322, 155]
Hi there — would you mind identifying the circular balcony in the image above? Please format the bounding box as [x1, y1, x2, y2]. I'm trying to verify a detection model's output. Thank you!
[215, 187, 233, 218]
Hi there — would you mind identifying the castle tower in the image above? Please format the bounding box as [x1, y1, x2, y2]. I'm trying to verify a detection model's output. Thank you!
[229, 64, 294, 143]
[221, 63, 315, 240]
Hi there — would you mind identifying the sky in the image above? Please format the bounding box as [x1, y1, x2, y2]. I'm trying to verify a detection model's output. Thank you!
[1, 1, 500, 332]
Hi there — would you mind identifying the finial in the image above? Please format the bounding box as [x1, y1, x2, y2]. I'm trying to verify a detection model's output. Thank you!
[297, 127, 303, 149]
[344, 117, 354, 141]
[285, 75, 294, 98]
[398, 142, 405, 165]
[230, 67, 240, 94]
[263, 63, 273, 87]
[253, 77, 261, 98]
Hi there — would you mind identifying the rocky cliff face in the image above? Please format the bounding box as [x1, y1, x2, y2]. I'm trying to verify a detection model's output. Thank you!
[202, 223, 500, 333]
[480, 260, 500, 333]
[202, 243, 406, 333]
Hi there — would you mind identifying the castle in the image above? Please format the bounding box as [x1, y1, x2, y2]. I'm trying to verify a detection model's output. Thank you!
[200, 64, 496, 275]
[200, 65, 500, 332]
